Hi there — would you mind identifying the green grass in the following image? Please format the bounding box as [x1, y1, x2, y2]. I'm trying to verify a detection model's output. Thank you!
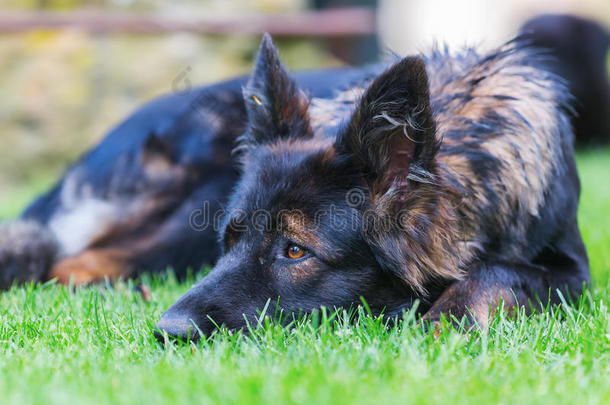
[1, 148, 609, 405]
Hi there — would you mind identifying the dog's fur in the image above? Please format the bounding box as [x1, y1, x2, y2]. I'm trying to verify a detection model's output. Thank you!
[0, 221, 57, 289]
[1, 34, 590, 340]
[4, 66, 373, 284]
[155, 35, 588, 340]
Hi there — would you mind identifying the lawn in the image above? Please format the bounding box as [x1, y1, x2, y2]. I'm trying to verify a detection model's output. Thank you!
[0, 148, 609, 405]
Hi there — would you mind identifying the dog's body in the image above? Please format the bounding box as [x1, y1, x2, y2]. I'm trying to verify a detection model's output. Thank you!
[1, 36, 589, 339]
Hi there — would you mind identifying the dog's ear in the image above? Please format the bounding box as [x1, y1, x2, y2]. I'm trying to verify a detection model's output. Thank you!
[242, 33, 311, 146]
[336, 57, 460, 294]
[335, 56, 439, 200]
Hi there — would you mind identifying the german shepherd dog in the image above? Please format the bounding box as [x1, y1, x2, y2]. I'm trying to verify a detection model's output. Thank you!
[0, 34, 590, 341]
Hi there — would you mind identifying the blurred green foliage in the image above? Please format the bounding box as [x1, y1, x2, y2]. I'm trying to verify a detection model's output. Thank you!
[0, 0, 326, 210]
[0, 10, 339, 212]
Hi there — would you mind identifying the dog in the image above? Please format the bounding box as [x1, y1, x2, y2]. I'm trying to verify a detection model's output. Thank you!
[153, 34, 589, 340]
[1, 34, 590, 341]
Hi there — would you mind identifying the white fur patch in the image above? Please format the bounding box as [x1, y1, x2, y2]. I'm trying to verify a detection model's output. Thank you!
[48, 171, 120, 257]
[48, 198, 118, 257]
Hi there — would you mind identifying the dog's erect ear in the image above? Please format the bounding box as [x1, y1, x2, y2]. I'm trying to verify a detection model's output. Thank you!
[242, 33, 312, 146]
[336, 56, 439, 199]
[336, 57, 460, 295]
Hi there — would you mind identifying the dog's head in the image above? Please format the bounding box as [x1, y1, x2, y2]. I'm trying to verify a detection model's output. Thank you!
[156, 34, 462, 341]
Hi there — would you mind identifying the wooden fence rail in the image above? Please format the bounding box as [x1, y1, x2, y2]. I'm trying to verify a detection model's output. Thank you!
[0, 7, 376, 37]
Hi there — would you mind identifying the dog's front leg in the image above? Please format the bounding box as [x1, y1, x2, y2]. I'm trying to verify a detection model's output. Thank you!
[423, 218, 590, 330]
[422, 262, 531, 330]
[422, 260, 588, 330]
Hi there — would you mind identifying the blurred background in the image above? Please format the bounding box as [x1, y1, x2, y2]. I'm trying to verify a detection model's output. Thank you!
[0, 0, 609, 219]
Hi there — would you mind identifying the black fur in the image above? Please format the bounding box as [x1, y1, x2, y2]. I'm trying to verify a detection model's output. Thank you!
[0, 221, 57, 290]
[0, 33, 591, 342]
[155, 36, 589, 341]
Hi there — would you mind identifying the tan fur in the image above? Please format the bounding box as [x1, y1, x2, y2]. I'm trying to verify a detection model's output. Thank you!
[308, 43, 568, 293]
[48, 248, 130, 285]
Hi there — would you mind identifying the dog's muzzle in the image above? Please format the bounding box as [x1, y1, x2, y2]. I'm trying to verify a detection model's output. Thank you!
[154, 309, 202, 343]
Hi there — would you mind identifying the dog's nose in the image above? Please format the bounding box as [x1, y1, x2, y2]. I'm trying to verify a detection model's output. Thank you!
[154, 312, 201, 343]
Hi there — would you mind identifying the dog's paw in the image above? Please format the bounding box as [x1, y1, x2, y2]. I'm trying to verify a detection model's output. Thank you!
[0, 220, 59, 290]
[420, 315, 444, 338]
[421, 308, 484, 337]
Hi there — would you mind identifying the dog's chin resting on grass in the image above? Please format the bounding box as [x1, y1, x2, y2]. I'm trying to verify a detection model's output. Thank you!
[0, 220, 58, 290]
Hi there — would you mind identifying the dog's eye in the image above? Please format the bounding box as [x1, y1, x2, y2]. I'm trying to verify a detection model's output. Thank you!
[286, 244, 307, 259]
